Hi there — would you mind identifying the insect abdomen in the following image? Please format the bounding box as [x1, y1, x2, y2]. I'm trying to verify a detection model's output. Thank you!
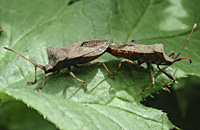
[107, 47, 141, 60]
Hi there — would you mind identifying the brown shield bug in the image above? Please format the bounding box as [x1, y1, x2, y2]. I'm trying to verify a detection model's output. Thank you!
[4, 40, 113, 92]
[107, 24, 197, 98]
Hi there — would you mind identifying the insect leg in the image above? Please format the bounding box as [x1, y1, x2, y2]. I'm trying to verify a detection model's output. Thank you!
[167, 51, 174, 58]
[37, 71, 59, 92]
[142, 63, 155, 99]
[157, 65, 175, 92]
[112, 59, 137, 73]
[77, 61, 114, 78]
[68, 67, 87, 90]
[27, 66, 37, 84]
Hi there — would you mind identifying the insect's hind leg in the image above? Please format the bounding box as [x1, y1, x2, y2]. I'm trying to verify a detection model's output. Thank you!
[112, 59, 137, 73]
[142, 63, 155, 99]
[76, 61, 114, 78]
[157, 65, 176, 92]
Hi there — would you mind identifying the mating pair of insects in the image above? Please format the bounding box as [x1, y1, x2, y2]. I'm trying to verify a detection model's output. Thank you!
[4, 24, 197, 98]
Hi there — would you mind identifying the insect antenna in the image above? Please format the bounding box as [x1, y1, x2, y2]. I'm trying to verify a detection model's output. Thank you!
[4, 47, 45, 70]
[173, 23, 197, 63]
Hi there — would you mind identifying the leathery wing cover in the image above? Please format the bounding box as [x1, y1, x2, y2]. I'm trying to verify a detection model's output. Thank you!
[45, 40, 109, 72]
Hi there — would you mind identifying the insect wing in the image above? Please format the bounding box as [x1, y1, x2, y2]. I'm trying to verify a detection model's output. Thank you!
[110, 42, 164, 54]
[64, 40, 109, 59]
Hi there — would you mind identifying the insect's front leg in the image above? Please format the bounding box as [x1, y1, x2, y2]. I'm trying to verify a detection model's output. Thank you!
[157, 65, 176, 92]
[37, 71, 59, 92]
[142, 63, 155, 99]
[27, 66, 37, 84]
[167, 51, 174, 58]
[77, 61, 114, 78]
[112, 59, 137, 73]
[68, 67, 87, 90]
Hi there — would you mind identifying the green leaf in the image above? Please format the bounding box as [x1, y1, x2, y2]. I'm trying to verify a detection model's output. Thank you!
[143, 76, 200, 130]
[0, 0, 199, 129]
[0, 101, 56, 130]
